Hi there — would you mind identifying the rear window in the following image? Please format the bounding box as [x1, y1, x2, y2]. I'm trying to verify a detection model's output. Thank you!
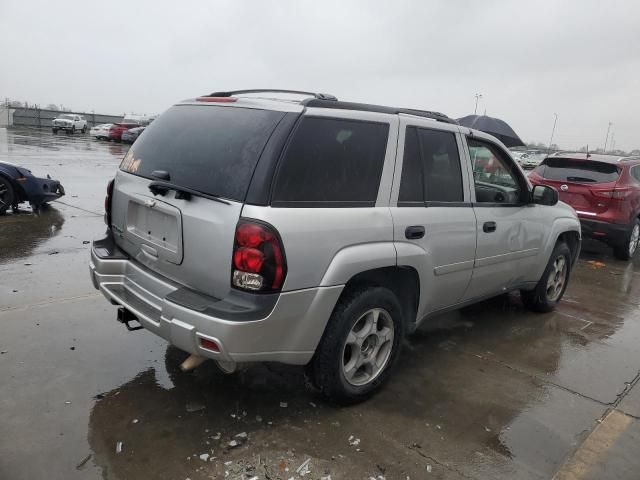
[538, 158, 620, 183]
[120, 105, 285, 201]
[272, 117, 389, 206]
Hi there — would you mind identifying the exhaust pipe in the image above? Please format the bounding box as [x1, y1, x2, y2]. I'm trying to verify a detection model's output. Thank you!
[180, 354, 207, 372]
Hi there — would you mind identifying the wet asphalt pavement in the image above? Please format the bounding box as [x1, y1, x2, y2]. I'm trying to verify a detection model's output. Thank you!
[1, 127, 640, 480]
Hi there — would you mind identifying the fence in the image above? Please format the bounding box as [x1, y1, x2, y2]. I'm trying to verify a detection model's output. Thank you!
[9, 107, 124, 129]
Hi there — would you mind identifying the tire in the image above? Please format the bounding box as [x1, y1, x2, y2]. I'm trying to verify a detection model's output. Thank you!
[613, 219, 640, 261]
[0, 176, 15, 215]
[310, 286, 405, 404]
[521, 241, 572, 313]
[81, 126, 86, 134]
[70, 126, 75, 134]
[52, 128, 58, 134]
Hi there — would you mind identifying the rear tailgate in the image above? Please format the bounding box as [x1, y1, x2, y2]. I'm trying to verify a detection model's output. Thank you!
[534, 158, 621, 215]
[110, 103, 287, 299]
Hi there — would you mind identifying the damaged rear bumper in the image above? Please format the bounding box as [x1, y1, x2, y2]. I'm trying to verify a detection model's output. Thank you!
[89, 233, 342, 365]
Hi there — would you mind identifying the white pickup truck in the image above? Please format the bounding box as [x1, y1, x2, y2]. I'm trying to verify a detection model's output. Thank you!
[52, 114, 87, 134]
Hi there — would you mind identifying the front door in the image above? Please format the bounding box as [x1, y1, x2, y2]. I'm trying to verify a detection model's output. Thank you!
[461, 133, 546, 300]
[390, 118, 477, 317]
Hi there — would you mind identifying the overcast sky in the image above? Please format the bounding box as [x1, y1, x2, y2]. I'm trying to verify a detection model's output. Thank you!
[2, 0, 640, 150]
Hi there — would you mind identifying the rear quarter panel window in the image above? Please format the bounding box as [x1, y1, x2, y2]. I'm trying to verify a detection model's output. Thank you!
[120, 105, 285, 201]
[271, 117, 389, 206]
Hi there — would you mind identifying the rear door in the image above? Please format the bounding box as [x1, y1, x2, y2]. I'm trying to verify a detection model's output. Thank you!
[110, 103, 288, 299]
[532, 158, 621, 217]
[390, 117, 476, 315]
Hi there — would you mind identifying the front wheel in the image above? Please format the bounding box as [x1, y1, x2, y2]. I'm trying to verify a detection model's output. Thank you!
[309, 286, 405, 404]
[613, 219, 640, 261]
[81, 126, 87, 134]
[70, 126, 75, 134]
[521, 242, 571, 313]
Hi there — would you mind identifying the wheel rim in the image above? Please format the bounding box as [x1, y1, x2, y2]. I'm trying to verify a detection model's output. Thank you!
[628, 224, 639, 256]
[546, 255, 568, 302]
[0, 181, 10, 209]
[341, 308, 395, 387]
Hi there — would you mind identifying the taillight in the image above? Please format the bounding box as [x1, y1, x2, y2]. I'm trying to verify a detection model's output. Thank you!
[593, 188, 631, 199]
[104, 178, 114, 227]
[232, 220, 286, 292]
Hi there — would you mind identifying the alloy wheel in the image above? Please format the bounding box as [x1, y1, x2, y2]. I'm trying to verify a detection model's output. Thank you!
[341, 308, 395, 387]
[546, 255, 567, 302]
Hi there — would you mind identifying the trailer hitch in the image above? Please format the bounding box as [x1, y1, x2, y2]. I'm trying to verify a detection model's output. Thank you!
[117, 307, 144, 331]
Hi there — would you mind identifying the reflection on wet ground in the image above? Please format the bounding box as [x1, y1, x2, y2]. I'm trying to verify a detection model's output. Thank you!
[1, 127, 640, 479]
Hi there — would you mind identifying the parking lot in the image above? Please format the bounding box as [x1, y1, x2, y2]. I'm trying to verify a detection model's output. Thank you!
[1, 127, 640, 479]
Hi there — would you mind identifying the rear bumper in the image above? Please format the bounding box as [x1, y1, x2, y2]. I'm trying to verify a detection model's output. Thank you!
[579, 218, 629, 245]
[89, 235, 342, 365]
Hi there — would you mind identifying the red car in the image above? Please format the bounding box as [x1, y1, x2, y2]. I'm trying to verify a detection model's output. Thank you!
[108, 122, 140, 142]
[529, 153, 640, 260]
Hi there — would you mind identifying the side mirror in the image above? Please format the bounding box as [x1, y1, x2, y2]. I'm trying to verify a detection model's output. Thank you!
[531, 184, 558, 206]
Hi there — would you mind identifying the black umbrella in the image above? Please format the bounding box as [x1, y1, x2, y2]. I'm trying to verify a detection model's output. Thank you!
[457, 114, 525, 147]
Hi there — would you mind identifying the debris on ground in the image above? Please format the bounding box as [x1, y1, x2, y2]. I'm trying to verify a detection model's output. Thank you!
[348, 435, 361, 446]
[82, 240, 90, 244]
[296, 458, 311, 476]
[70, 346, 75, 351]
[0, 350, 7, 354]
[64, 401, 72, 405]
[587, 260, 606, 269]
[199, 453, 210, 462]
[116, 441, 123, 454]
[212, 432, 221, 440]
[185, 401, 206, 413]
[309, 402, 317, 408]
[228, 432, 248, 448]
[132, 418, 139, 424]
[280, 402, 288, 408]
[426, 464, 432, 473]
[255, 415, 263, 422]
[75, 453, 92, 470]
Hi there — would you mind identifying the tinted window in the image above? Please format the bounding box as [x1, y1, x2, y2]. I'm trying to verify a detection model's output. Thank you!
[120, 105, 285, 201]
[468, 138, 522, 204]
[632, 166, 640, 183]
[272, 117, 389, 205]
[399, 127, 464, 203]
[538, 158, 620, 183]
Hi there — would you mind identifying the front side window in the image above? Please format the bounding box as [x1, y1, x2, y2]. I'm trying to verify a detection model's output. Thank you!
[272, 117, 389, 206]
[468, 138, 523, 204]
[399, 127, 464, 204]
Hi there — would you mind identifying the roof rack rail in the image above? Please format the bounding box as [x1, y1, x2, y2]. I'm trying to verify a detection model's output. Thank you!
[303, 99, 458, 125]
[207, 89, 338, 101]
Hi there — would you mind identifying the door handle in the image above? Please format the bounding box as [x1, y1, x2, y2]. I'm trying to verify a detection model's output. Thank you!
[483, 221, 497, 233]
[405, 225, 425, 240]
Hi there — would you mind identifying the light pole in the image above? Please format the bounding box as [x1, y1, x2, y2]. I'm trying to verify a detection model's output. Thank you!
[474, 93, 483, 115]
[547, 113, 558, 154]
[603, 122, 612, 152]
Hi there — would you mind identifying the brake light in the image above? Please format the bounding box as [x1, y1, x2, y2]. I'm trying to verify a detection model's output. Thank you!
[593, 188, 631, 199]
[104, 178, 114, 227]
[232, 220, 286, 292]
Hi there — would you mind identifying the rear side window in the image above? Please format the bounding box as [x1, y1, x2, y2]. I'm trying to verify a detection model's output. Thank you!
[272, 117, 389, 206]
[399, 127, 464, 204]
[120, 105, 285, 201]
[538, 158, 620, 183]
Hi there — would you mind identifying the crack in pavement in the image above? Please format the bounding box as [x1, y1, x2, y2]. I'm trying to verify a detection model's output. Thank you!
[0, 292, 101, 313]
[406, 444, 476, 479]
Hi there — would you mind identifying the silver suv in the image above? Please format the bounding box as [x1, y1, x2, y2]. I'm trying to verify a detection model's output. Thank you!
[90, 89, 581, 403]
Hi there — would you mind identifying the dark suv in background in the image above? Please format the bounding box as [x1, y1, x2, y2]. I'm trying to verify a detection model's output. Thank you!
[530, 153, 640, 260]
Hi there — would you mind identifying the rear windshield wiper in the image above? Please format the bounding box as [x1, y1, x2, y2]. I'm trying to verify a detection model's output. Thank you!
[565, 176, 596, 183]
[148, 180, 230, 205]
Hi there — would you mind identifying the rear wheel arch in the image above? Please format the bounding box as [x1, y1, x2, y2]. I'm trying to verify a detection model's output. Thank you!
[336, 266, 420, 332]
